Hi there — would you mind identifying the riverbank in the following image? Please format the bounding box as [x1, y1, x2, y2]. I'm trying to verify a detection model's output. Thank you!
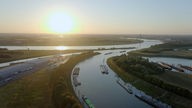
[129, 42, 192, 59]
[0, 51, 99, 108]
[0, 46, 136, 64]
[0, 49, 84, 63]
[0, 34, 142, 46]
[107, 55, 192, 108]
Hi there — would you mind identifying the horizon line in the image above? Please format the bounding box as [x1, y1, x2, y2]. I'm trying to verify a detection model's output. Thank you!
[0, 32, 192, 36]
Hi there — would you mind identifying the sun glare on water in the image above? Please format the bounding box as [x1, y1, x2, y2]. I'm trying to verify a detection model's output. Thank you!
[55, 46, 68, 50]
[46, 12, 75, 33]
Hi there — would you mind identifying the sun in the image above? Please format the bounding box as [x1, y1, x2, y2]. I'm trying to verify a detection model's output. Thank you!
[46, 12, 75, 33]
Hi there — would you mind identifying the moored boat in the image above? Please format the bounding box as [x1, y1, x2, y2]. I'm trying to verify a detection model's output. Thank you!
[82, 95, 95, 108]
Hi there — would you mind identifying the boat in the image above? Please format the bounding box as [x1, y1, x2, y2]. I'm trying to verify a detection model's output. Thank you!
[120, 50, 126, 53]
[135, 93, 157, 107]
[116, 80, 133, 94]
[135, 93, 172, 108]
[100, 65, 109, 74]
[157, 62, 172, 70]
[104, 52, 112, 55]
[73, 77, 81, 87]
[72, 67, 81, 87]
[73, 67, 80, 75]
[179, 64, 192, 71]
[170, 65, 184, 72]
[158, 62, 184, 72]
[82, 95, 95, 108]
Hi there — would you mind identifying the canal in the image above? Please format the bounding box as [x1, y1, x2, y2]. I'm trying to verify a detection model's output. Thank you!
[72, 39, 162, 108]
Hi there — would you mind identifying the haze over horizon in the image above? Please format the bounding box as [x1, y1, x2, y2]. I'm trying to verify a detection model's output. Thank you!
[1, 0, 192, 35]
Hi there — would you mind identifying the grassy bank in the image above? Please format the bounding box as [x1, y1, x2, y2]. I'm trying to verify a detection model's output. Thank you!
[0, 46, 135, 64]
[129, 42, 192, 59]
[107, 55, 192, 108]
[0, 51, 99, 108]
[0, 49, 83, 63]
[0, 34, 142, 46]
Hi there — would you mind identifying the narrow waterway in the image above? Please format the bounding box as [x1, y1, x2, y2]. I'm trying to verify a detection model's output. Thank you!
[72, 39, 162, 108]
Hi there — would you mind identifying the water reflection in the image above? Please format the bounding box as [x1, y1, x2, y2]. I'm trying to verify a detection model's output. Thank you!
[55, 46, 69, 50]
[0, 39, 162, 50]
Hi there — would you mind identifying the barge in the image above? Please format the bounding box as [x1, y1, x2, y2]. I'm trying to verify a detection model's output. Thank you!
[158, 62, 172, 70]
[158, 62, 184, 72]
[135, 93, 171, 108]
[73, 67, 80, 75]
[170, 65, 184, 72]
[104, 52, 112, 55]
[82, 95, 95, 108]
[73, 75, 81, 87]
[116, 80, 133, 94]
[179, 64, 192, 71]
[120, 50, 126, 53]
[72, 67, 81, 87]
[100, 65, 109, 74]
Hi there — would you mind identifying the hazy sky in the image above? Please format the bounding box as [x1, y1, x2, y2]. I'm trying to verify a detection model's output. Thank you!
[0, 0, 192, 34]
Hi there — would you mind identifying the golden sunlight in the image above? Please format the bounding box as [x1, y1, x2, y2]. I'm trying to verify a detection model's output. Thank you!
[55, 46, 69, 50]
[46, 12, 75, 33]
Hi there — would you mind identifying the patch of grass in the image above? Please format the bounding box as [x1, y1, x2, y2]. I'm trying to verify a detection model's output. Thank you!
[0, 69, 54, 108]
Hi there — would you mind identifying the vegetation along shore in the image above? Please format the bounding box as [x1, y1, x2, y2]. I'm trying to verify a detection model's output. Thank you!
[107, 55, 192, 108]
[129, 41, 192, 59]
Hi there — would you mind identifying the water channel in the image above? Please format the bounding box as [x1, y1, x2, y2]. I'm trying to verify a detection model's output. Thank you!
[2, 39, 190, 107]
[72, 39, 164, 108]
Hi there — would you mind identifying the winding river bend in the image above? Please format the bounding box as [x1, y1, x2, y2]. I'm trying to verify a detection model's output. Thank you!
[0, 39, 164, 107]
[72, 39, 163, 108]
[1, 38, 191, 107]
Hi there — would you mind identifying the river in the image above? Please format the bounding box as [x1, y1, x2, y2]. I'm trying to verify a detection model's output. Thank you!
[0, 39, 158, 50]
[72, 39, 164, 108]
[1, 38, 191, 107]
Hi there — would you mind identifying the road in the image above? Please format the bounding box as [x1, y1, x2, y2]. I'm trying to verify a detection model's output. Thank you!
[0, 54, 70, 86]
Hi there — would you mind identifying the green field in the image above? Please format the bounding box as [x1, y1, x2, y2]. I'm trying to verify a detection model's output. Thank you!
[0, 51, 99, 108]
[107, 55, 192, 108]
